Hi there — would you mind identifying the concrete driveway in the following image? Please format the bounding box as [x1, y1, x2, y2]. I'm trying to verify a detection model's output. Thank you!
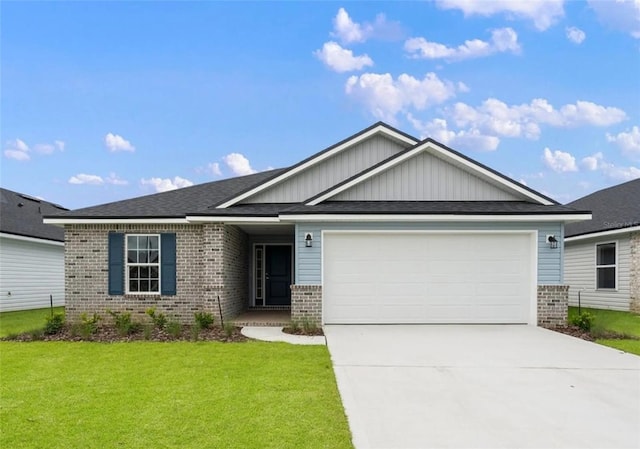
[324, 325, 640, 449]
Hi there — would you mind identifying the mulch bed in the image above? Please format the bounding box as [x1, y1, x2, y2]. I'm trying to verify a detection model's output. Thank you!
[4, 325, 248, 343]
[548, 325, 595, 341]
[282, 326, 325, 336]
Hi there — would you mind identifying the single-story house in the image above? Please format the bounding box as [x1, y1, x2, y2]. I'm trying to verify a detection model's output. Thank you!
[564, 179, 639, 312]
[45, 122, 591, 327]
[0, 188, 67, 311]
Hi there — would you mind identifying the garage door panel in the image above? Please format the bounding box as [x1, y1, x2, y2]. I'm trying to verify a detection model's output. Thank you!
[323, 232, 534, 324]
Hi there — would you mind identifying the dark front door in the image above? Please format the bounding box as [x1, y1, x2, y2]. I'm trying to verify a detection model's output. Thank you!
[265, 245, 292, 306]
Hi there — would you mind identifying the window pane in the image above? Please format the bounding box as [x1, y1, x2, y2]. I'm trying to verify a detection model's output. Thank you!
[149, 251, 159, 263]
[139, 236, 149, 250]
[127, 250, 137, 263]
[129, 266, 139, 279]
[140, 266, 149, 278]
[597, 243, 616, 265]
[597, 267, 616, 289]
[127, 236, 138, 249]
[129, 280, 139, 292]
[140, 280, 149, 292]
[151, 266, 159, 278]
[139, 251, 148, 263]
[149, 236, 159, 249]
[150, 280, 159, 292]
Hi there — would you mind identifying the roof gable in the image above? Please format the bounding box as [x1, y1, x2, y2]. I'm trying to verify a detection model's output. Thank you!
[307, 139, 555, 206]
[216, 122, 418, 208]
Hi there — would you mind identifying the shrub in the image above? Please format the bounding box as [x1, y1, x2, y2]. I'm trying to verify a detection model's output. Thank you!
[190, 325, 201, 341]
[146, 307, 167, 329]
[78, 313, 101, 338]
[194, 312, 214, 330]
[289, 320, 300, 332]
[45, 312, 65, 335]
[166, 320, 182, 339]
[223, 321, 235, 339]
[142, 324, 153, 340]
[301, 317, 317, 334]
[571, 311, 595, 332]
[107, 310, 141, 336]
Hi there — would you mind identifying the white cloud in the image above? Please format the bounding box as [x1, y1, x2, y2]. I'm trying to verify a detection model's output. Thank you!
[141, 176, 193, 192]
[435, 0, 565, 31]
[407, 115, 500, 151]
[607, 126, 640, 160]
[581, 152, 604, 171]
[543, 147, 578, 173]
[55, 140, 65, 151]
[405, 27, 520, 61]
[69, 174, 105, 185]
[3, 138, 30, 161]
[588, 0, 640, 39]
[33, 143, 56, 154]
[345, 72, 460, 122]
[314, 41, 374, 72]
[208, 162, 222, 176]
[330, 7, 402, 44]
[581, 151, 640, 181]
[106, 173, 128, 186]
[105, 133, 135, 152]
[449, 98, 627, 140]
[566, 26, 586, 44]
[223, 153, 257, 176]
[332, 7, 368, 44]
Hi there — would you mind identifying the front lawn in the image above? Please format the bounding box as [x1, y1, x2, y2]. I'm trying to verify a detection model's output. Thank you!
[1, 342, 353, 449]
[568, 307, 640, 356]
[0, 307, 65, 337]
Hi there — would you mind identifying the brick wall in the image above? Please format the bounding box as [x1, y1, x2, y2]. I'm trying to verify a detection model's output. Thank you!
[537, 284, 569, 327]
[291, 284, 322, 325]
[64, 223, 247, 324]
[630, 231, 640, 313]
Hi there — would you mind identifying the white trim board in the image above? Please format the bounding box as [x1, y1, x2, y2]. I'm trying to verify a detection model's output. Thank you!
[43, 218, 189, 225]
[0, 232, 65, 246]
[216, 125, 418, 209]
[307, 140, 554, 206]
[565, 225, 640, 243]
[281, 213, 592, 223]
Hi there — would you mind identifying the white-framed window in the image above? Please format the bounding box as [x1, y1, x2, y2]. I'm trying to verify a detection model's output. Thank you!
[126, 234, 161, 294]
[596, 242, 616, 290]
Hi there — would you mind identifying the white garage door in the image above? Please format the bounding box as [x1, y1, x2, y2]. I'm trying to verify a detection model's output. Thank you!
[323, 232, 535, 324]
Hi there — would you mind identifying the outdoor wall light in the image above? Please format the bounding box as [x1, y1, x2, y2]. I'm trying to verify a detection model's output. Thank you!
[547, 235, 558, 249]
[305, 233, 313, 248]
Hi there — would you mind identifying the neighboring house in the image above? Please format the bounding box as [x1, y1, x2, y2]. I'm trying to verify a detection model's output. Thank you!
[0, 188, 67, 311]
[44, 122, 590, 327]
[564, 179, 640, 312]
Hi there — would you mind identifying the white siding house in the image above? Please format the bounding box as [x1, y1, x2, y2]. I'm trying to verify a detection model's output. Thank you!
[564, 179, 640, 312]
[0, 189, 67, 311]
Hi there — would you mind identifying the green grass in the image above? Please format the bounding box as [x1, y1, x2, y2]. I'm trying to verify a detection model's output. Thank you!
[0, 341, 353, 449]
[0, 307, 65, 337]
[569, 307, 640, 355]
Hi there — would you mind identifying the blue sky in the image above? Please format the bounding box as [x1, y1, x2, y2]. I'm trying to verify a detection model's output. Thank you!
[2, 1, 639, 209]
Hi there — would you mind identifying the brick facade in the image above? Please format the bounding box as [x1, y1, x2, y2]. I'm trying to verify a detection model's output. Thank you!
[291, 284, 322, 325]
[630, 231, 640, 313]
[537, 284, 569, 328]
[64, 223, 248, 325]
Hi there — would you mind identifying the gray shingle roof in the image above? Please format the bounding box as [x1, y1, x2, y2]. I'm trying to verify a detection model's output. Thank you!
[565, 179, 640, 237]
[0, 188, 67, 242]
[46, 169, 286, 218]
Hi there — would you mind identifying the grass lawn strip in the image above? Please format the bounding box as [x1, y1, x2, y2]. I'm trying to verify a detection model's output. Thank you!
[1, 341, 353, 449]
[0, 307, 64, 337]
[568, 307, 640, 356]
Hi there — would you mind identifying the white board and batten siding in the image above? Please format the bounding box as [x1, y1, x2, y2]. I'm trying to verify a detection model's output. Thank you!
[241, 135, 408, 204]
[565, 235, 631, 311]
[331, 152, 522, 201]
[0, 235, 65, 312]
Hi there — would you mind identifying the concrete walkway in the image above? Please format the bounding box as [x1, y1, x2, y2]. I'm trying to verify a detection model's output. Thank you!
[325, 325, 640, 449]
[241, 326, 326, 345]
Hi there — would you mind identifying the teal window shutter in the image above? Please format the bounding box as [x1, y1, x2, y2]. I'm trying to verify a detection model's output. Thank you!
[161, 233, 177, 296]
[108, 233, 125, 295]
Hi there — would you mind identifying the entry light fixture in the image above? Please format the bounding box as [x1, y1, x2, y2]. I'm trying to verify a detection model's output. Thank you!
[305, 233, 313, 248]
[547, 235, 558, 249]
